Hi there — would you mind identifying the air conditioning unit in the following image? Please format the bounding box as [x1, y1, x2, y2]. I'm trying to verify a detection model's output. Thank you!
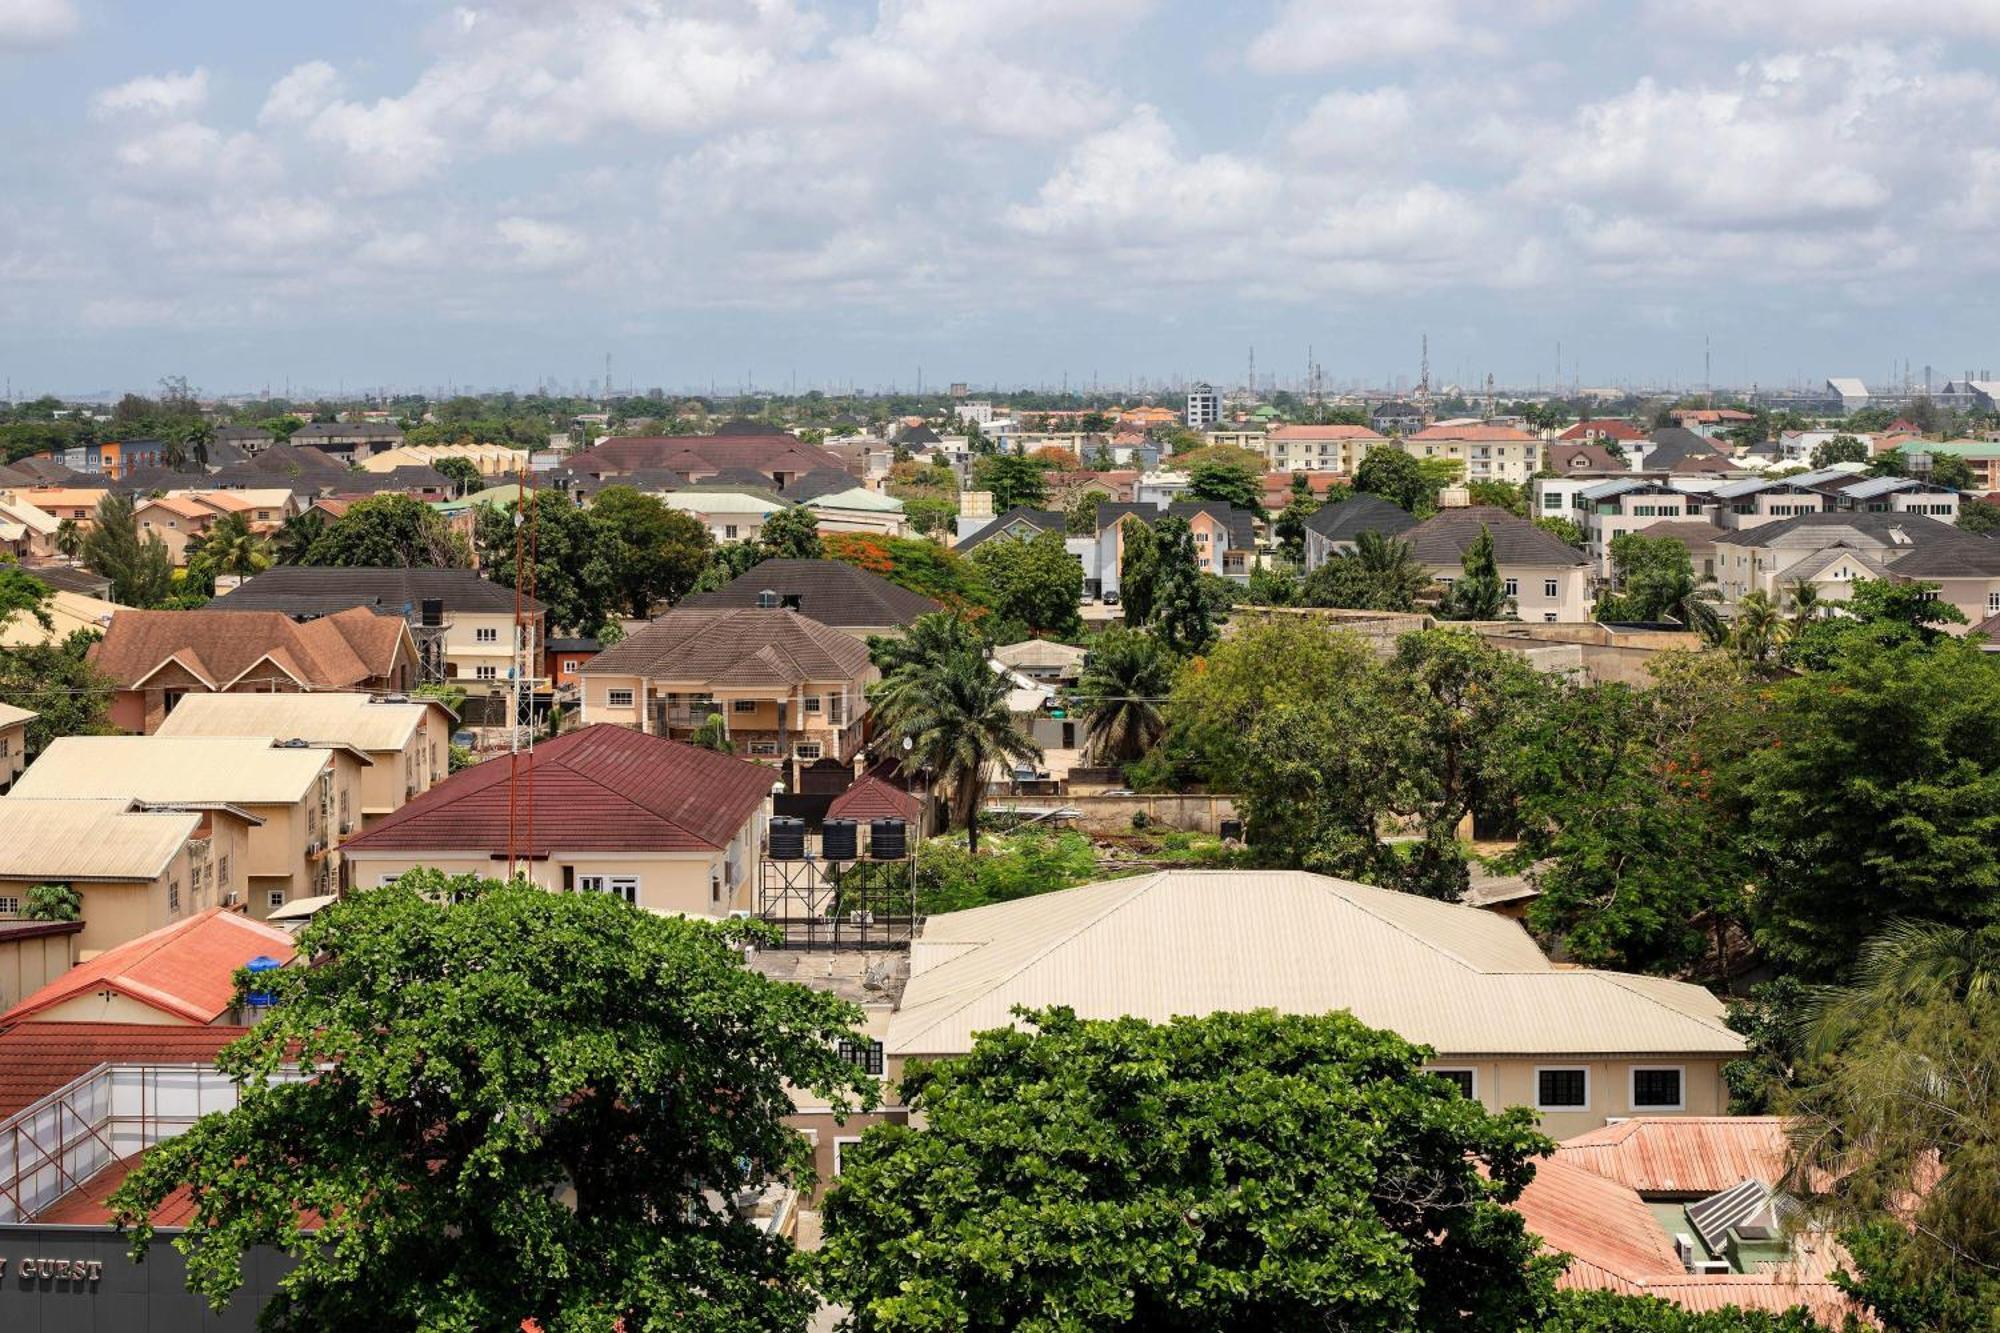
[1691, 1260, 1733, 1277]
[1675, 1235, 1698, 1270]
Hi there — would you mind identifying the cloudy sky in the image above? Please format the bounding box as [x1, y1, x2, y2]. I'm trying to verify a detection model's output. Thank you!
[1, 0, 1997, 399]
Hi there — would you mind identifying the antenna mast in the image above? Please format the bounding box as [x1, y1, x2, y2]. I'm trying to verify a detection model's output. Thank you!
[505, 463, 540, 881]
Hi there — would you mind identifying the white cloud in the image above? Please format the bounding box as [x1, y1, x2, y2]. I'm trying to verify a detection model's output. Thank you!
[493, 217, 588, 272]
[1287, 88, 1416, 163]
[0, 0, 78, 50]
[1247, 0, 1498, 72]
[91, 68, 209, 119]
[259, 61, 342, 126]
[1654, 0, 2000, 39]
[1008, 106, 1278, 240]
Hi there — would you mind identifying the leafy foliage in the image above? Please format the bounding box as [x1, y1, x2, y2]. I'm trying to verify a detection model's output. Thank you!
[1435, 524, 1510, 620]
[111, 873, 874, 1331]
[1353, 445, 1433, 512]
[1596, 533, 1718, 636]
[1116, 515, 1158, 626]
[0, 630, 115, 754]
[304, 494, 471, 568]
[755, 505, 823, 560]
[476, 491, 620, 636]
[970, 453, 1050, 511]
[823, 533, 989, 615]
[1302, 530, 1432, 611]
[588, 485, 713, 616]
[817, 1006, 1558, 1333]
[1184, 458, 1263, 515]
[82, 492, 175, 606]
[23, 882, 81, 921]
[1074, 625, 1173, 764]
[1148, 515, 1213, 655]
[968, 529, 1081, 637]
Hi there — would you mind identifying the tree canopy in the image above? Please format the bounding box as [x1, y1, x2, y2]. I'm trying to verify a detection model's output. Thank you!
[1184, 459, 1262, 516]
[82, 492, 175, 606]
[968, 529, 1082, 639]
[304, 494, 471, 568]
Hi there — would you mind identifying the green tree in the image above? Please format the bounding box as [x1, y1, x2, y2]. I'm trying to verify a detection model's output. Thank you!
[1116, 515, 1159, 626]
[1533, 1290, 1823, 1331]
[970, 453, 1050, 510]
[272, 509, 326, 565]
[1862, 449, 1907, 478]
[81, 492, 175, 606]
[1786, 576, 1967, 670]
[186, 511, 274, 585]
[431, 455, 483, 497]
[1809, 433, 1867, 468]
[1726, 588, 1788, 672]
[689, 714, 734, 753]
[901, 495, 957, 536]
[0, 563, 53, 633]
[968, 529, 1082, 638]
[305, 494, 470, 568]
[1534, 514, 1585, 548]
[1074, 625, 1173, 765]
[755, 505, 823, 561]
[1063, 489, 1109, 536]
[1302, 530, 1432, 611]
[1959, 496, 2000, 535]
[24, 882, 81, 921]
[1928, 452, 1975, 492]
[871, 638, 1039, 855]
[818, 1007, 1557, 1333]
[476, 492, 619, 636]
[1149, 515, 1213, 654]
[1184, 458, 1263, 515]
[1467, 479, 1527, 516]
[0, 630, 116, 754]
[111, 873, 874, 1330]
[53, 516, 84, 561]
[1353, 446, 1431, 512]
[1435, 525, 1510, 620]
[1596, 533, 1720, 637]
[1273, 477, 1323, 562]
[590, 485, 713, 616]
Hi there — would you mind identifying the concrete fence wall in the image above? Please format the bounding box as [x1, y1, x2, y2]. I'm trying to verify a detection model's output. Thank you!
[1052, 794, 1242, 836]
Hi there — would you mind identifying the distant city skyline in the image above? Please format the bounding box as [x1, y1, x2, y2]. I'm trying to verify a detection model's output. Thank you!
[3, 1, 1998, 396]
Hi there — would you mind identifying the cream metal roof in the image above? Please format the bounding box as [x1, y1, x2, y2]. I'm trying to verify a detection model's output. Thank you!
[0, 702, 33, 729]
[0, 799, 200, 881]
[888, 871, 1743, 1059]
[0, 588, 120, 648]
[12, 736, 338, 805]
[660, 491, 788, 516]
[155, 691, 439, 752]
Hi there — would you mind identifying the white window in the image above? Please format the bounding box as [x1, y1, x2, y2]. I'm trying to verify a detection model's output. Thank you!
[724, 524, 739, 540]
[578, 874, 639, 905]
[1536, 1067, 1590, 1110]
[1430, 1067, 1476, 1100]
[1503, 578, 1519, 597]
[475, 627, 499, 644]
[1630, 1066, 1685, 1111]
[607, 689, 635, 709]
[733, 699, 758, 714]
[1989, 592, 2000, 613]
[748, 740, 780, 757]
[794, 741, 823, 762]
[267, 889, 286, 909]
[802, 695, 822, 715]
[1543, 579, 1559, 597]
[0, 896, 18, 914]
[561, 659, 579, 673]
[475, 666, 498, 681]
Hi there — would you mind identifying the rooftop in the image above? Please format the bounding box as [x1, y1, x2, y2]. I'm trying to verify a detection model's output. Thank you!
[1303, 493, 1419, 542]
[584, 607, 873, 685]
[1403, 506, 1589, 567]
[12, 735, 350, 805]
[211, 566, 539, 615]
[0, 1022, 248, 1118]
[89, 605, 412, 690]
[1, 908, 293, 1026]
[680, 558, 941, 627]
[155, 690, 449, 752]
[0, 799, 214, 882]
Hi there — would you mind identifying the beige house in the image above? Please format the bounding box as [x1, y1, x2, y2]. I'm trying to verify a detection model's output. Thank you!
[154, 691, 456, 828]
[9, 736, 370, 919]
[358, 442, 522, 477]
[0, 495, 61, 561]
[0, 919, 81, 1012]
[582, 608, 876, 785]
[1403, 506, 1593, 622]
[1405, 423, 1545, 484]
[339, 723, 775, 919]
[1713, 512, 2000, 621]
[887, 870, 1743, 1139]
[1263, 424, 1389, 474]
[0, 702, 30, 792]
[133, 494, 222, 565]
[0, 798, 259, 956]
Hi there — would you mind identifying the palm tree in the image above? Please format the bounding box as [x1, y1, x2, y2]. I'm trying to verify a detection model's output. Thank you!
[190, 512, 273, 584]
[274, 509, 326, 565]
[182, 419, 214, 469]
[1785, 578, 1823, 632]
[1352, 530, 1431, 606]
[873, 646, 1040, 855]
[54, 518, 83, 563]
[1808, 920, 2000, 1058]
[1075, 626, 1173, 765]
[1729, 588, 1789, 670]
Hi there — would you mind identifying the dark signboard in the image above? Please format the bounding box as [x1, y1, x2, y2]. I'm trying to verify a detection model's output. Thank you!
[0, 1227, 290, 1332]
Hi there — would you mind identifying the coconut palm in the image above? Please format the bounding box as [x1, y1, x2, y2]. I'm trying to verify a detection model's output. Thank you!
[1785, 578, 1823, 632]
[54, 517, 84, 563]
[189, 511, 273, 584]
[274, 509, 327, 565]
[1354, 530, 1431, 604]
[873, 644, 1040, 855]
[1075, 626, 1174, 765]
[1808, 920, 2000, 1058]
[1729, 588, 1789, 670]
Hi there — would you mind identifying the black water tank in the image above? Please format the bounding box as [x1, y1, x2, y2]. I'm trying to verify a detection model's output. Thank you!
[821, 819, 858, 861]
[870, 818, 907, 861]
[769, 817, 806, 860]
[420, 598, 444, 627]
[1220, 818, 1244, 842]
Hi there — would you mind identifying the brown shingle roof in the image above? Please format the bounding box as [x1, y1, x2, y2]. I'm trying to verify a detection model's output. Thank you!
[583, 608, 872, 685]
[88, 606, 413, 690]
[566, 434, 849, 480]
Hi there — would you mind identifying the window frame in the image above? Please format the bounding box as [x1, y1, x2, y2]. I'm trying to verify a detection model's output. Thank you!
[606, 688, 635, 709]
[1429, 1067, 1477, 1101]
[267, 889, 287, 910]
[1543, 578, 1559, 598]
[733, 699, 758, 714]
[794, 741, 823, 762]
[837, 1038, 886, 1078]
[1629, 1065, 1686, 1112]
[474, 626, 500, 644]
[1535, 1065, 1591, 1112]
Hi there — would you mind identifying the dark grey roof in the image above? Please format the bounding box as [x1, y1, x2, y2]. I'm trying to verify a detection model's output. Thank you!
[213, 425, 273, 443]
[1884, 532, 2000, 578]
[1723, 511, 1967, 550]
[113, 463, 212, 493]
[900, 425, 942, 445]
[1402, 506, 1588, 567]
[292, 422, 405, 442]
[680, 558, 942, 627]
[333, 466, 454, 494]
[704, 465, 785, 489]
[21, 564, 112, 597]
[545, 637, 602, 652]
[1095, 501, 1257, 548]
[713, 418, 787, 436]
[8, 457, 89, 484]
[784, 469, 863, 502]
[956, 506, 1066, 551]
[1643, 428, 1731, 472]
[1303, 494, 1417, 542]
[211, 567, 541, 615]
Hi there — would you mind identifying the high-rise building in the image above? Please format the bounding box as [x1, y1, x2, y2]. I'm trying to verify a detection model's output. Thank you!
[1185, 383, 1220, 429]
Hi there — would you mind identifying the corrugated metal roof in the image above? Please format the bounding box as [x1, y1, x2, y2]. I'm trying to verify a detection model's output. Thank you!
[0, 799, 199, 881]
[0, 1023, 248, 1118]
[888, 871, 1741, 1058]
[0, 701, 34, 728]
[12, 736, 334, 805]
[2, 909, 293, 1025]
[156, 691, 439, 752]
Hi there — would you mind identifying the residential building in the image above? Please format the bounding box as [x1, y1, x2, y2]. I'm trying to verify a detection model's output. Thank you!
[355, 442, 517, 477]
[290, 420, 405, 461]
[55, 438, 168, 480]
[1708, 475, 1833, 532]
[1668, 408, 1755, 439]
[1134, 470, 1193, 509]
[132, 494, 222, 564]
[660, 489, 788, 544]
[1184, 383, 1220, 429]
[1712, 512, 2000, 619]
[954, 505, 1065, 550]
[562, 434, 849, 492]
[0, 486, 105, 525]
[1632, 520, 1723, 581]
[209, 567, 538, 688]
[1300, 495, 1418, 569]
[1092, 502, 1257, 595]
[805, 486, 908, 537]
[10, 736, 371, 915]
[0, 908, 293, 1026]
[0, 702, 29, 791]
[1403, 506, 1592, 621]
[1808, 472, 1959, 520]
[887, 870, 1742, 1138]
[0, 799, 259, 955]
[1203, 427, 1266, 452]
[1628, 429, 1735, 476]
[1262, 424, 1386, 474]
[0, 495, 60, 561]
[0, 586, 118, 649]
[991, 637, 1086, 685]
[89, 606, 420, 732]
[1513, 1118, 1857, 1322]
[1896, 437, 2000, 491]
[1406, 423, 1543, 483]
[0, 919, 80, 1012]
[339, 724, 774, 918]
[1556, 419, 1645, 445]
[681, 559, 942, 637]
[1258, 470, 1347, 515]
[1573, 480, 1716, 574]
[154, 692, 455, 829]
[1370, 400, 1425, 436]
[212, 424, 274, 455]
[545, 637, 602, 691]
[581, 608, 877, 786]
[1546, 443, 1627, 474]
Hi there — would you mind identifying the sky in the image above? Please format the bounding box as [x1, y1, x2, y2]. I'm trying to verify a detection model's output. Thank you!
[2, 0, 1999, 400]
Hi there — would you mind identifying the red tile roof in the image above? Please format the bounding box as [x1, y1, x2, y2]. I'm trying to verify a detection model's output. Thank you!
[1554, 1116, 1790, 1197]
[1558, 419, 1646, 441]
[89, 605, 414, 691]
[1410, 423, 1540, 442]
[1267, 424, 1387, 441]
[0, 1022, 247, 1117]
[340, 723, 774, 856]
[1, 909, 292, 1026]
[827, 773, 922, 823]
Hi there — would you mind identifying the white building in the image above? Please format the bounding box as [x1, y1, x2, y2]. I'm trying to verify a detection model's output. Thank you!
[1185, 384, 1220, 430]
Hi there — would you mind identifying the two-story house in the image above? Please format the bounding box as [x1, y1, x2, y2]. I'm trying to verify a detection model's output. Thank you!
[1573, 480, 1718, 575]
[1403, 506, 1593, 621]
[1712, 512, 2000, 621]
[581, 608, 877, 791]
[1405, 424, 1544, 484]
[1262, 424, 1388, 475]
[1092, 502, 1257, 596]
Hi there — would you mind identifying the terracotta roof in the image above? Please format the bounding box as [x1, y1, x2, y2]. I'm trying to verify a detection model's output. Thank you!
[583, 608, 872, 686]
[339, 723, 772, 856]
[1404, 506, 1588, 567]
[88, 605, 412, 690]
[1, 909, 292, 1026]
[1548, 443, 1626, 472]
[1266, 424, 1387, 441]
[0, 1022, 246, 1117]
[1555, 1117, 1790, 1196]
[1558, 420, 1646, 441]
[681, 558, 941, 627]
[1410, 423, 1540, 442]
[827, 774, 923, 823]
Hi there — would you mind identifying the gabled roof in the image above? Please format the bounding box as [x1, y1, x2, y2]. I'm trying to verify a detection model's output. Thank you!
[1632, 520, 1723, 553]
[956, 506, 1066, 551]
[888, 870, 1741, 1058]
[340, 723, 771, 856]
[680, 559, 941, 627]
[1303, 493, 1418, 542]
[156, 690, 448, 753]
[582, 607, 872, 685]
[826, 773, 923, 824]
[13, 735, 352, 805]
[1410, 423, 1539, 443]
[1718, 511, 1964, 550]
[1642, 429, 1732, 472]
[565, 434, 849, 479]
[0, 799, 206, 882]
[1, 909, 293, 1026]
[89, 605, 413, 689]
[807, 486, 905, 513]
[211, 566, 538, 616]
[1403, 507, 1588, 567]
[1548, 443, 1625, 471]
[1883, 531, 2000, 578]
[1557, 419, 1646, 441]
[1095, 501, 1257, 547]
[1555, 1117, 1790, 1196]
[0, 1022, 249, 1117]
[1266, 424, 1387, 442]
